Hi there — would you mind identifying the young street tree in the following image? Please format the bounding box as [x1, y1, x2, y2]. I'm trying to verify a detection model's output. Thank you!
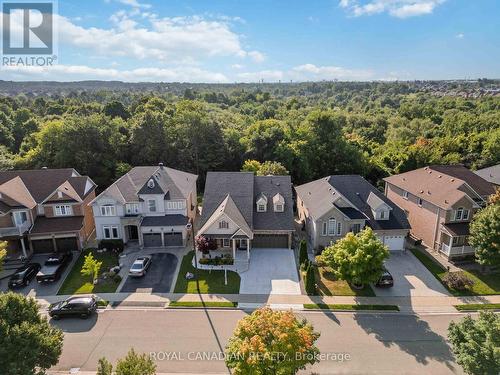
[81, 252, 103, 284]
[448, 311, 500, 375]
[225, 307, 320, 374]
[320, 227, 389, 287]
[0, 240, 6, 272]
[97, 348, 156, 375]
[0, 292, 63, 375]
[469, 202, 500, 267]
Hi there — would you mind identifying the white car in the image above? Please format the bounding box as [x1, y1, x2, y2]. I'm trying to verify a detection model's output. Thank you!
[128, 256, 152, 277]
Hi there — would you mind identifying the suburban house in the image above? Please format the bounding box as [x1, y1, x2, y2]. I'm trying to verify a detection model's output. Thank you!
[295, 175, 410, 253]
[474, 164, 500, 187]
[90, 164, 197, 248]
[384, 165, 495, 259]
[197, 172, 295, 260]
[0, 168, 97, 258]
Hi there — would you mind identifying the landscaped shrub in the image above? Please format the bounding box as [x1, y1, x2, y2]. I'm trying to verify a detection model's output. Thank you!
[112, 274, 122, 283]
[98, 239, 124, 252]
[199, 255, 233, 266]
[299, 240, 308, 269]
[443, 272, 474, 291]
[305, 263, 317, 295]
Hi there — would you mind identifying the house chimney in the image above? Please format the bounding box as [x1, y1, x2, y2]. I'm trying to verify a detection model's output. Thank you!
[158, 162, 164, 169]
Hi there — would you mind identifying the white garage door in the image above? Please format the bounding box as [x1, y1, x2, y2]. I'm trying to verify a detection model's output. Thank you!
[384, 235, 405, 251]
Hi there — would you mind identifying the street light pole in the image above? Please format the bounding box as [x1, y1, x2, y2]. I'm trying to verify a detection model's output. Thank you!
[187, 221, 197, 274]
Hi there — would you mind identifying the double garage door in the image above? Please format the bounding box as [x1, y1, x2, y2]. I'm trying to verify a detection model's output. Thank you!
[32, 237, 79, 254]
[377, 235, 405, 251]
[252, 234, 289, 249]
[143, 232, 183, 247]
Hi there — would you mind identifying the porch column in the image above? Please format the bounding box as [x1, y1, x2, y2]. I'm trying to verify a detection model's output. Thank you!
[20, 237, 27, 258]
[288, 233, 292, 249]
[232, 239, 236, 259]
[52, 236, 58, 252]
[246, 238, 250, 260]
[138, 227, 143, 246]
[161, 229, 165, 247]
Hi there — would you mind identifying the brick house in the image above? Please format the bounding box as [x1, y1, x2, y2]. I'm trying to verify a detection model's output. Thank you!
[384, 165, 495, 259]
[0, 168, 97, 258]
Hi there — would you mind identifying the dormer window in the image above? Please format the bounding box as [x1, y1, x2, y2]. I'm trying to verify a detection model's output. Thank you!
[57, 191, 63, 198]
[147, 179, 155, 189]
[463, 209, 470, 220]
[380, 210, 386, 219]
[455, 207, 463, 220]
[275, 204, 283, 212]
[272, 193, 285, 212]
[403, 191, 408, 200]
[256, 194, 268, 212]
[219, 220, 229, 229]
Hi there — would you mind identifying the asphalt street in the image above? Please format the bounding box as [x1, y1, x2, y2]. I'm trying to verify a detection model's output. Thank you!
[48, 309, 465, 374]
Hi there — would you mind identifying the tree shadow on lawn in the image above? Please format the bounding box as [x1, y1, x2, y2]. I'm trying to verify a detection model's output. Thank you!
[353, 314, 456, 369]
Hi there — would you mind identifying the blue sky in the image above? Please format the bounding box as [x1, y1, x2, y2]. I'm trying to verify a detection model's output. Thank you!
[3, 0, 500, 82]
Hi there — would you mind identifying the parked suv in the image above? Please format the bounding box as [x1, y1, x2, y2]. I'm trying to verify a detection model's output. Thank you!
[375, 267, 394, 288]
[8, 263, 41, 288]
[49, 296, 97, 319]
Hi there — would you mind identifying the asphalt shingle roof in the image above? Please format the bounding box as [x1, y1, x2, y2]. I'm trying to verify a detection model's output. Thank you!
[141, 215, 188, 227]
[474, 164, 500, 186]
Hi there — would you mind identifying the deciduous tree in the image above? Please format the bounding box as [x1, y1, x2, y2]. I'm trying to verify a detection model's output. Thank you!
[469, 203, 500, 267]
[81, 252, 103, 283]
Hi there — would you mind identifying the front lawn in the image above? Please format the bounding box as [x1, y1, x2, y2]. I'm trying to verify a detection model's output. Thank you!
[58, 249, 121, 295]
[313, 266, 375, 296]
[304, 304, 399, 311]
[410, 248, 500, 296]
[173, 251, 240, 294]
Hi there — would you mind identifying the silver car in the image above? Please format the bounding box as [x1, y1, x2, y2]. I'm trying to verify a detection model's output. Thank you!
[128, 256, 152, 277]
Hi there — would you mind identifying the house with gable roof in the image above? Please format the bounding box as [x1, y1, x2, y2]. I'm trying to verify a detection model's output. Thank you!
[90, 163, 197, 248]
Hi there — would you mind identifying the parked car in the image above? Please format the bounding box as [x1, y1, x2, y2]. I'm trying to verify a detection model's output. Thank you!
[8, 263, 41, 288]
[128, 256, 152, 277]
[49, 296, 97, 319]
[36, 252, 73, 283]
[375, 267, 394, 288]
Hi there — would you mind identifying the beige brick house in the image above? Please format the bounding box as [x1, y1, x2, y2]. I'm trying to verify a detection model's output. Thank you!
[384, 165, 495, 260]
[0, 168, 97, 259]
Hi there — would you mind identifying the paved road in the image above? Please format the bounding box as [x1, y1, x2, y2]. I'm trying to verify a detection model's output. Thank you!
[120, 253, 178, 293]
[49, 309, 465, 374]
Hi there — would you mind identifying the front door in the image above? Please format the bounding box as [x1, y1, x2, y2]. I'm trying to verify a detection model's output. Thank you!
[238, 239, 247, 250]
[127, 226, 139, 241]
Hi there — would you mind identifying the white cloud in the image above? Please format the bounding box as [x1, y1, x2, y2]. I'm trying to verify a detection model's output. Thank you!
[1, 64, 229, 83]
[115, 0, 151, 9]
[340, 0, 446, 18]
[247, 50, 265, 63]
[456, 33, 464, 39]
[236, 63, 374, 82]
[231, 64, 244, 69]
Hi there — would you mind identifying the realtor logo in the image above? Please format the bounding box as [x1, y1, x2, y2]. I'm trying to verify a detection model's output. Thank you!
[2, 1, 57, 67]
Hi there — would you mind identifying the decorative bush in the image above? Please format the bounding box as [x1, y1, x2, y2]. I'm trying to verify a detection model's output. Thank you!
[443, 272, 474, 290]
[199, 255, 234, 266]
[98, 239, 124, 252]
[299, 240, 308, 269]
[195, 235, 217, 254]
[305, 262, 317, 295]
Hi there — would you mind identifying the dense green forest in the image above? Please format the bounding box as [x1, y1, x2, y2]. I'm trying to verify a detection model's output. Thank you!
[0, 81, 498, 190]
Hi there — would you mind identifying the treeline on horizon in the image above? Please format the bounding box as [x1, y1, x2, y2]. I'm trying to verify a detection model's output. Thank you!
[0, 81, 498, 192]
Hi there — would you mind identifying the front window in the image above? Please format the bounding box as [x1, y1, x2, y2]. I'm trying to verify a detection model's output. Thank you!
[322, 222, 327, 236]
[463, 209, 470, 220]
[328, 219, 336, 236]
[13, 211, 28, 226]
[55, 205, 72, 216]
[337, 222, 342, 236]
[103, 225, 119, 239]
[452, 236, 459, 246]
[223, 238, 230, 247]
[148, 200, 156, 212]
[100, 205, 115, 216]
[352, 223, 361, 234]
[219, 220, 229, 229]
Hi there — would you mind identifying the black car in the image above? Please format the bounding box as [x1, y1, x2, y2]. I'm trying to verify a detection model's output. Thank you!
[36, 252, 73, 283]
[49, 296, 97, 319]
[375, 268, 394, 288]
[8, 263, 41, 288]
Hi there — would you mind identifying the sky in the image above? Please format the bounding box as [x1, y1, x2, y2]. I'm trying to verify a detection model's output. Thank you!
[1, 0, 500, 82]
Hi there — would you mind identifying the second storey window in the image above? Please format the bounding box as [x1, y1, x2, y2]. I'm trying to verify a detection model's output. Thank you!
[148, 199, 156, 212]
[100, 205, 115, 216]
[167, 201, 185, 210]
[328, 218, 336, 236]
[219, 220, 229, 229]
[403, 191, 409, 200]
[13, 211, 28, 225]
[55, 205, 72, 216]
[455, 207, 463, 220]
[125, 203, 139, 215]
[462, 209, 470, 220]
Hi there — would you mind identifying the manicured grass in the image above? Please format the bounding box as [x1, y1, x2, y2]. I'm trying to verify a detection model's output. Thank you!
[455, 303, 500, 311]
[97, 300, 109, 308]
[168, 301, 237, 308]
[410, 249, 500, 296]
[173, 251, 240, 294]
[304, 304, 399, 311]
[58, 249, 121, 295]
[312, 266, 375, 297]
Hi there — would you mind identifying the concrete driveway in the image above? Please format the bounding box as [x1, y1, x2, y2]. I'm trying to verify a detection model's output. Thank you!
[239, 248, 301, 295]
[120, 253, 178, 293]
[0, 252, 77, 297]
[374, 251, 450, 297]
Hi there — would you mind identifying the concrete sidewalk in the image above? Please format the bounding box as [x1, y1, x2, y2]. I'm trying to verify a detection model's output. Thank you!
[36, 291, 500, 313]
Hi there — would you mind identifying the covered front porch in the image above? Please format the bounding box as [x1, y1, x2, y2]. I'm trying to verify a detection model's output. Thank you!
[439, 222, 474, 258]
[206, 234, 252, 260]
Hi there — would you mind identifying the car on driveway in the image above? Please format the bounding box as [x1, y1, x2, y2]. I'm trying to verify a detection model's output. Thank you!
[128, 256, 152, 277]
[36, 252, 73, 283]
[8, 263, 41, 288]
[375, 267, 394, 288]
[49, 296, 97, 319]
